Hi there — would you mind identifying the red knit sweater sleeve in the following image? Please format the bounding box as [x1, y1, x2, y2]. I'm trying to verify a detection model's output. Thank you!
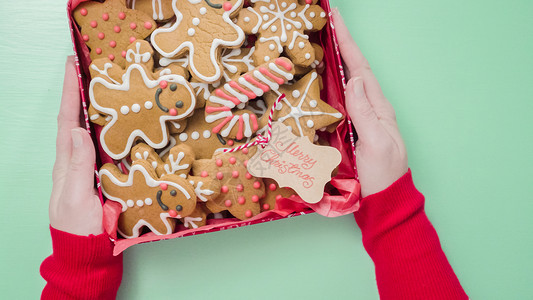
[40, 226, 123, 300]
[354, 170, 468, 299]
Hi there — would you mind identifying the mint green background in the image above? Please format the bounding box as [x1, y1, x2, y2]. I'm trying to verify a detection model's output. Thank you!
[0, 0, 532, 298]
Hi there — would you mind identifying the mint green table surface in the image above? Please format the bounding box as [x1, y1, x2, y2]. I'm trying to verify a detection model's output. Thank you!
[1, 0, 532, 299]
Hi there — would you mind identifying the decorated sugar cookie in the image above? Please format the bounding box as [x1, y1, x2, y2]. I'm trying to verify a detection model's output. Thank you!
[89, 40, 196, 159]
[128, 0, 175, 21]
[74, 0, 156, 67]
[151, 0, 246, 83]
[192, 149, 264, 220]
[99, 160, 197, 238]
[237, 0, 327, 66]
[260, 71, 344, 141]
[204, 57, 295, 140]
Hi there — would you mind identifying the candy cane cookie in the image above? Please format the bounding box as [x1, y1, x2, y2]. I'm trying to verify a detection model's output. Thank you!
[204, 57, 295, 140]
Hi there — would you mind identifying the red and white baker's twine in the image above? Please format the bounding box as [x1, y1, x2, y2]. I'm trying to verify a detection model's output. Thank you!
[223, 93, 286, 153]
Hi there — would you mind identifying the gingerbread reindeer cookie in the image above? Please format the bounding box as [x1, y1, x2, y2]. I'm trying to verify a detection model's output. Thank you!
[89, 40, 196, 159]
[74, 0, 156, 67]
[237, 0, 327, 66]
[99, 160, 197, 238]
[151, 0, 246, 83]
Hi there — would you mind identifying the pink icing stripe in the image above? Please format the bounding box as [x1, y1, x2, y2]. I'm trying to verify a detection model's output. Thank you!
[215, 89, 241, 106]
[205, 106, 231, 113]
[244, 74, 269, 93]
[212, 116, 233, 134]
[236, 116, 244, 140]
[275, 58, 293, 71]
[229, 81, 256, 99]
[250, 114, 259, 131]
[259, 67, 285, 84]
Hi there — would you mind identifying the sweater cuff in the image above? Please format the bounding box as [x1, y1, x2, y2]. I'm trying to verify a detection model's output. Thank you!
[49, 226, 118, 264]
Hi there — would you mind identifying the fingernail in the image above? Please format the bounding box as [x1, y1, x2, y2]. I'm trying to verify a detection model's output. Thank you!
[71, 129, 83, 148]
[352, 77, 365, 99]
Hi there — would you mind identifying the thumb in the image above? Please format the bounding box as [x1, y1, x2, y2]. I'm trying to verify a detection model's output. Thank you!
[345, 77, 381, 143]
[62, 128, 96, 200]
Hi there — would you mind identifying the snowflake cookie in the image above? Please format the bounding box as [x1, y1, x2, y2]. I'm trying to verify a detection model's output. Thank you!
[88, 40, 196, 160]
[237, 0, 327, 67]
[74, 0, 156, 67]
[260, 71, 344, 141]
[99, 160, 197, 238]
[151, 0, 246, 83]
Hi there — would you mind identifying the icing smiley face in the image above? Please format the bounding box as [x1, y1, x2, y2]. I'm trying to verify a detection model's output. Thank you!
[154, 81, 195, 117]
[156, 182, 196, 218]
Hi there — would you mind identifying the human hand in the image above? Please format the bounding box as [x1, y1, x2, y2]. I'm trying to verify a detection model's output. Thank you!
[49, 56, 103, 236]
[332, 9, 408, 198]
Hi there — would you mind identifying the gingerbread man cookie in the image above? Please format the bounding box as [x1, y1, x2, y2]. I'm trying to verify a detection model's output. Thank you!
[89, 40, 196, 159]
[237, 0, 327, 66]
[262, 178, 298, 212]
[74, 0, 156, 67]
[99, 160, 197, 238]
[259, 71, 343, 141]
[192, 149, 265, 220]
[128, 0, 175, 21]
[204, 57, 295, 140]
[151, 0, 246, 83]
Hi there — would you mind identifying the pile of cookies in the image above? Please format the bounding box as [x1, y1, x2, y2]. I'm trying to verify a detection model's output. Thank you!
[74, 0, 343, 238]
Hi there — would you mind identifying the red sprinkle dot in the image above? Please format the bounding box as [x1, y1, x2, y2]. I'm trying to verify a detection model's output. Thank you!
[236, 184, 244, 192]
[109, 40, 117, 48]
[216, 172, 224, 180]
[221, 186, 229, 193]
[223, 2, 233, 11]
[160, 80, 168, 89]
[245, 210, 253, 218]
[306, 0, 312, 3]
[129, 36, 136, 43]
[245, 172, 253, 180]
[121, 51, 127, 58]
[232, 171, 239, 178]
[144, 21, 153, 29]
[169, 108, 177, 116]
[130, 22, 137, 29]
[118, 12, 126, 20]
[227, 140, 234, 146]
[97, 32, 105, 39]
[108, 54, 115, 61]
[253, 181, 261, 189]
[251, 195, 259, 203]
[238, 196, 246, 205]
[80, 8, 88, 16]
[160, 183, 168, 190]
[242, 148, 249, 154]
[225, 200, 232, 207]
[90, 20, 97, 28]
[113, 25, 121, 33]
[82, 34, 89, 42]
[263, 204, 270, 210]
[269, 183, 277, 191]
[201, 171, 209, 178]
[95, 48, 102, 54]
[229, 157, 237, 164]
[216, 159, 223, 167]
[168, 210, 178, 218]
[243, 160, 249, 167]
[102, 13, 109, 21]
[276, 195, 283, 201]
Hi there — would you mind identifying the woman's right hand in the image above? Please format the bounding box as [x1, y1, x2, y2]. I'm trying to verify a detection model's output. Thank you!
[332, 9, 408, 198]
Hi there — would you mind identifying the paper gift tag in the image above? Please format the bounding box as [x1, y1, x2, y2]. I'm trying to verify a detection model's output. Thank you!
[247, 122, 342, 204]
